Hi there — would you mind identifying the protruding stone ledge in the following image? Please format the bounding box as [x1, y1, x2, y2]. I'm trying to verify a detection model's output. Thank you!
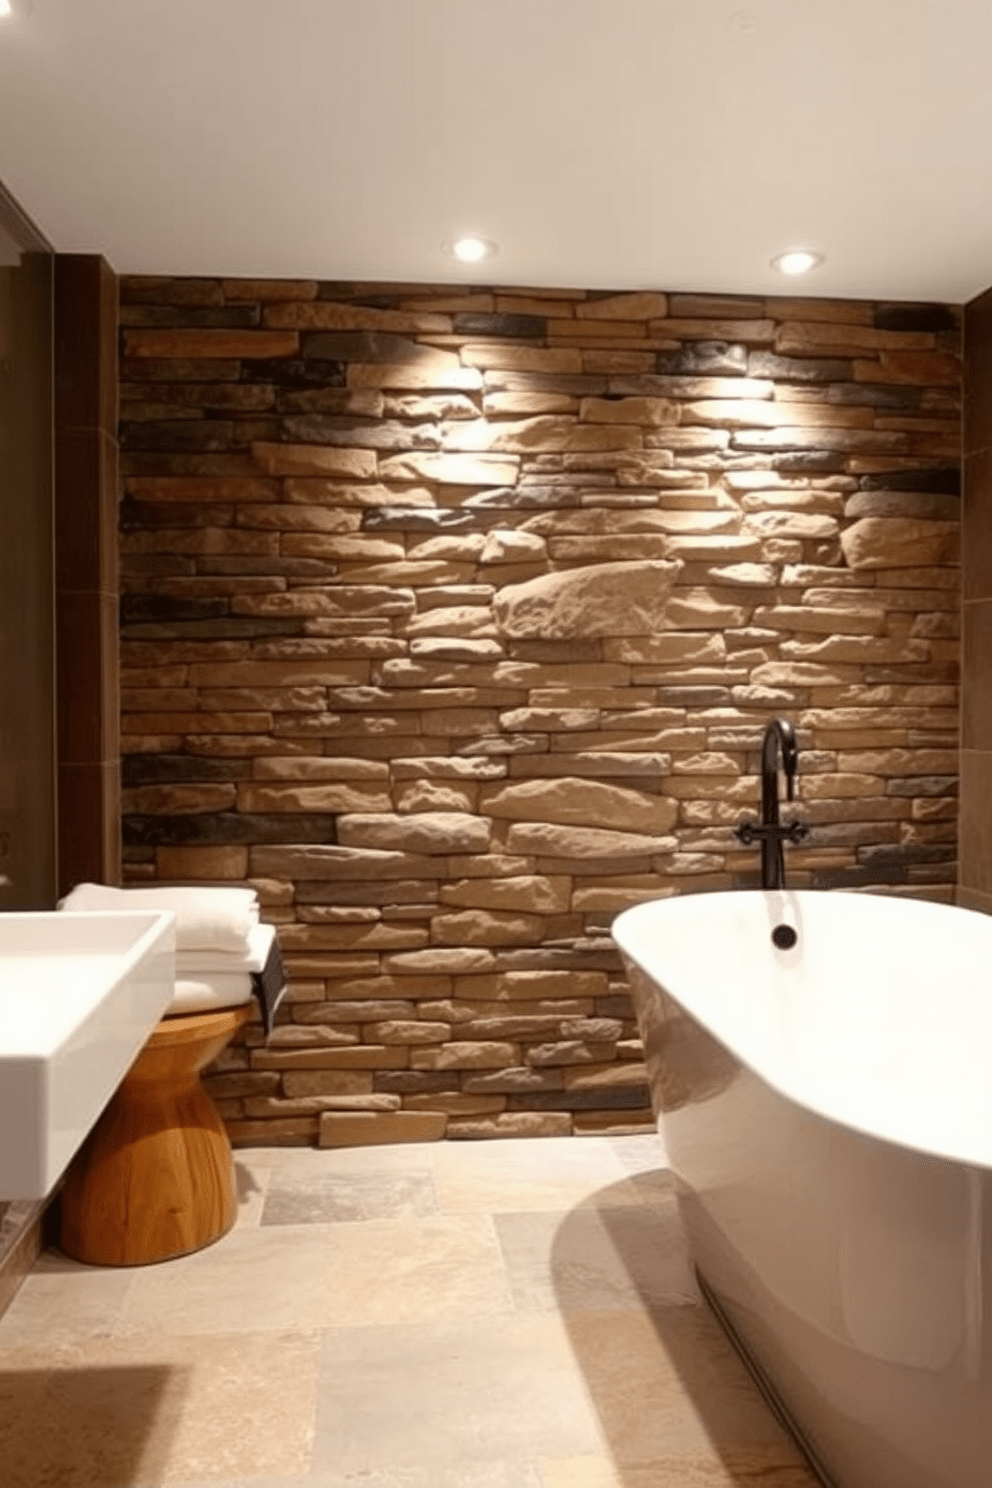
[494, 559, 682, 639]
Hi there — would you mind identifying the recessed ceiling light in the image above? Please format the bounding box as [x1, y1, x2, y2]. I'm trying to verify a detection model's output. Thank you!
[0, 2, 13, 17]
[771, 249, 825, 276]
[444, 235, 499, 265]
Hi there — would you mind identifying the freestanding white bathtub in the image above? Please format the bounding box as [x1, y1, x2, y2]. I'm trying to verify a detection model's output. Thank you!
[612, 889, 992, 1488]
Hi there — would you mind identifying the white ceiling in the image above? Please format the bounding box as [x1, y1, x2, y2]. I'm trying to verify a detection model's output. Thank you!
[1, 0, 991, 303]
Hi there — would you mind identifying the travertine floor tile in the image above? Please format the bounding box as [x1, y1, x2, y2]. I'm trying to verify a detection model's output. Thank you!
[607, 1132, 669, 1173]
[311, 1312, 605, 1471]
[539, 1449, 817, 1487]
[118, 1225, 339, 1337]
[261, 1165, 437, 1225]
[562, 1307, 804, 1463]
[166, 1466, 542, 1488]
[432, 1135, 643, 1214]
[319, 1213, 514, 1327]
[495, 1202, 697, 1314]
[0, 1246, 139, 1345]
[232, 1157, 273, 1228]
[0, 1329, 320, 1486]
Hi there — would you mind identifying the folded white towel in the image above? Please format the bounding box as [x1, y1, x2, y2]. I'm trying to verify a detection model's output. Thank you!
[59, 882, 259, 955]
[175, 922, 276, 976]
[167, 973, 255, 1017]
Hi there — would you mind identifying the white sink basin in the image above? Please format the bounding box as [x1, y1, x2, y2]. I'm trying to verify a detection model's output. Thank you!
[0, 910, 176, 1198]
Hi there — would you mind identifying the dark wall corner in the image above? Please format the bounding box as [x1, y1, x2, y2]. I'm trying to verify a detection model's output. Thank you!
[54, 253, 121, 893]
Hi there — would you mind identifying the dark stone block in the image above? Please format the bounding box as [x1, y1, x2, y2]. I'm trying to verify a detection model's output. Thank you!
[858, 843, 956, 865]
[280, 414, 438, 450]
[119, 304, 261, 329]
[120, 617, 303, 639]
[373, 1072, 461, 1094]
[196, 557, 338, 577]
[655, 687, 732, 707]
[315, 283, 412, 306]
[123, 813, 340, 847]
[747, 351, 852, 383]
[507, 1087, 650, 1111]
[120, 276, 225, 307]
[485, 372, 607, 395]
[119, 452, 258, 477]
[884, 775, 958, 798]
[120, 594, 230, 624]
[453, 313, 546, 339]
[296, 879, 440, 905]
[656, 342, 748, 376]
[825, 382, 922, 409]
[873, 303, 959, 333]
[860, 467, 960, 495]
[844, 490, 959, 521]
[300, 330, 426, 362]
[122, 754, 249, 786]
[120, 357, 242, 383]
[120, 498, 235, 530]
[770, 451, 846, 474]
[494, 948, 623, 972]
[506, 640, 603, 663]
[464, 486, 580, 510]
[864, 664, 959, 684]
[362, 507, 479, 532]
[810, 865, 907, 889]
[276, 387, 384, 415]
[120, 420, 235, 453]
[240, 358, 346, 386]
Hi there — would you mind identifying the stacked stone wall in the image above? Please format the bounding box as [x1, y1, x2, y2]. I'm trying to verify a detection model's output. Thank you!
[117, 279, 961, 1145]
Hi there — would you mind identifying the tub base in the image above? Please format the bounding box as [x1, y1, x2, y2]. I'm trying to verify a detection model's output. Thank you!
[697, 1267, 837, 1488]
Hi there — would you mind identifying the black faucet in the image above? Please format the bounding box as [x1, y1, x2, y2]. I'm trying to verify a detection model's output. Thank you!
[734, 718, 809, 890]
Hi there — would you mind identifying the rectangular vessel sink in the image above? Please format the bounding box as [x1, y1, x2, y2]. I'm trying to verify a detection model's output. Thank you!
[0, 910, 176, 1199]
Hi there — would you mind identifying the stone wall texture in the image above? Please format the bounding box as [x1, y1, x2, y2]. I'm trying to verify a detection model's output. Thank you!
[117, 278, 962, 1146]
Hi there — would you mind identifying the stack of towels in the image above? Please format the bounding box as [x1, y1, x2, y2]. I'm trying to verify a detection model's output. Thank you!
[58, 883, 287, 1036]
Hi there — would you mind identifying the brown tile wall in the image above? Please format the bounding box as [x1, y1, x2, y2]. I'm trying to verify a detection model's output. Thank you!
[55, 253, 122, 894]
[117, 279, 962, 1145]
[961, 286, 992, 911]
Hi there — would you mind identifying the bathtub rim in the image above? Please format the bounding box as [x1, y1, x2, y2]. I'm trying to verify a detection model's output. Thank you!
[613, 888, 992, 1174]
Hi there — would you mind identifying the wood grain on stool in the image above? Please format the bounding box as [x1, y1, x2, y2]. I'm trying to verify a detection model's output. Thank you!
[60, 1004, 253, 1267]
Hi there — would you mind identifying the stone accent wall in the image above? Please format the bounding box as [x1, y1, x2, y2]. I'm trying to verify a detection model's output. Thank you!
[117, 279, 961, 1146]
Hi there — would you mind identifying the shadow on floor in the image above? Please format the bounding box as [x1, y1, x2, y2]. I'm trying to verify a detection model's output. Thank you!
[552, 1175, 820, 1487]
[0, 1363, 181, 1488]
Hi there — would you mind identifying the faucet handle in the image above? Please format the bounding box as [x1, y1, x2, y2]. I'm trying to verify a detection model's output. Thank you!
[785, 819, 809, 844]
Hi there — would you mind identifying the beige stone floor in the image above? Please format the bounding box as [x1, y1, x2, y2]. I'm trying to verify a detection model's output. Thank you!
[0, 1135, 817, 1488]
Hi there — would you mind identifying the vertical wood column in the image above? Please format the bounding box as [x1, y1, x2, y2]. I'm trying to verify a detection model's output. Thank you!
[54, 254, 120, 894]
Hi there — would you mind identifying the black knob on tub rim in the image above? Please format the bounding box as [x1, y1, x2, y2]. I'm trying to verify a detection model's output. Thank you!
[772, 924, 798, 950]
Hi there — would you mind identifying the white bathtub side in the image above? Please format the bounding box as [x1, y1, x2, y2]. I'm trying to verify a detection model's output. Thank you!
[615, 893, 992, 1488]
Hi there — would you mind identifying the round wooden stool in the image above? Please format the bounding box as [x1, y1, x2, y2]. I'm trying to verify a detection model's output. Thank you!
[60, 1004, 253, 1267]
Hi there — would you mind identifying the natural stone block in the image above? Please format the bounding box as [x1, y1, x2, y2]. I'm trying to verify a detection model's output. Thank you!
[156, 845, 249, 880]
[439, 875, 572, 914]
[446, 1113, 572, 1138]
[318, 1111, 448, 1146]
[336, 812, 491, 854]
[494, 560, 681, 639]
[237, 783, 391, 813]
[378, 451, 519, 485]
[840, 518, 959, 569]
[577, 293, 668, 320]
[430, 909, 548, 945]
[250, 442, 376, 478]
[505, 823, 677, 858]
[409, 1041, 519, 1071]
[480, 778, 676, 833]
[124, 330, 299, 359]
[264, 302, 450, 333]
